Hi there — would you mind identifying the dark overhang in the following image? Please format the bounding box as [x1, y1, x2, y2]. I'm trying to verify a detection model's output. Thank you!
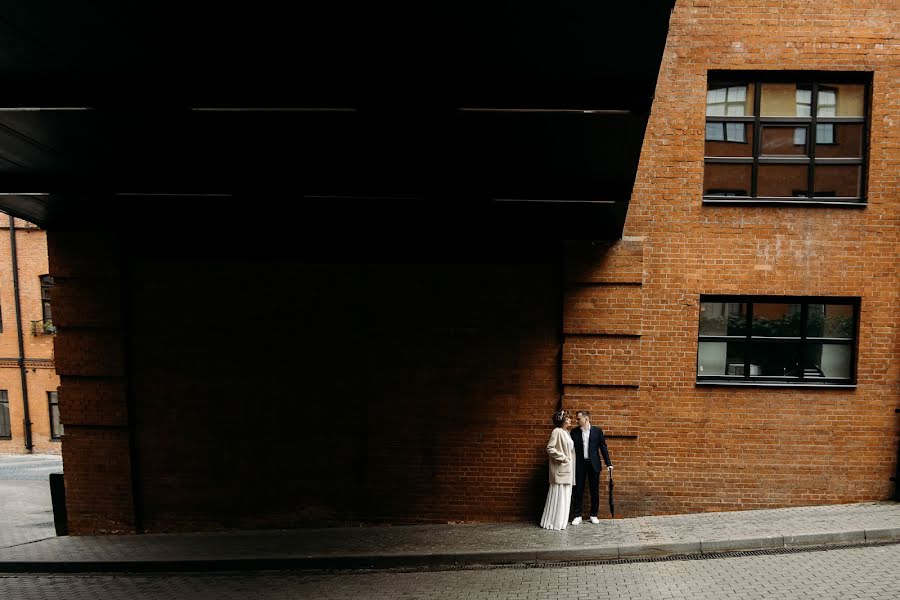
[0, 1, 675, 241]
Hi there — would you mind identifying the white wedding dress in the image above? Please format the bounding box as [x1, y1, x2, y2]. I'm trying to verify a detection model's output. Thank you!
[540, 430, 573, 530]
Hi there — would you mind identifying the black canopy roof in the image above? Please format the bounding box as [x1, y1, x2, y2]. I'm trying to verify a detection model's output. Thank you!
[0, 1, 674, 241]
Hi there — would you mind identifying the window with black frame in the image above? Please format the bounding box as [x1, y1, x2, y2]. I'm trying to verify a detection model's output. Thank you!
[0, 390, 10, 438]
[40, 275, 54, 323]
[48, 391, 63, 440]
[697, 297, 859, 385]
[704, 73, 869, 205]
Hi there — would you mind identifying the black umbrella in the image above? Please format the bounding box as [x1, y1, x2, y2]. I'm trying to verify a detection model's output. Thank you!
[607, 469, 615, 518]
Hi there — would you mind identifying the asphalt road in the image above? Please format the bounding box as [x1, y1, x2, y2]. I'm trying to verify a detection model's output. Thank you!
[0, 454, 62, 481]
[1, 544, 898, 599]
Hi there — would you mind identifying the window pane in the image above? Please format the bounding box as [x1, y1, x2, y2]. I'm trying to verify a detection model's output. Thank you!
[804, 344, 852, 379]
[705, 123, 753, 157]
[815, 123, 863, 158]
[0, 391, 9, 437]
[706, 122, 723, 141]
[698, 341, 748, 376]
[749, 341, 802, 377]
[50, 404, 63, 438]
[819, 84, 865, 117]
[813, 164, 861, 198]
[699, 302, 747, 336]
[751, 303, 802, 337]
[817, 89, 837, 117]
[807, 304, 855, 338]
[757, 164, 809, 197]
[761, 126, 808, 156]
[761, 83, 813, 117]
[48, 391, 63, 438]
[706, 84, 754, 116]
[704, 163, 752, 197]
[815, 123, 834, 144]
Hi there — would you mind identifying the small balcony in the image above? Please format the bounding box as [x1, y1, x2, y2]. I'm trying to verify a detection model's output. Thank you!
[31, 319, 57, 336]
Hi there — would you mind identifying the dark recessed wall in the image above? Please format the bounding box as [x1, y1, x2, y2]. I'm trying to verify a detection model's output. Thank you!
[123, 229, 563, 530]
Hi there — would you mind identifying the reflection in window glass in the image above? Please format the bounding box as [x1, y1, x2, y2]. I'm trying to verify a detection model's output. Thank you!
[815, 123, 863, 158]
[752, 303, 802, 337]
[761, 83, 814, 117]
[762, 126, 807, 156]
[706, 122, 748, 143]
[706, 85, 753, 116]
[815, 123, 835, 144]
[705, 124, 753, 157]
[796, 87, 812, 117]
[757, 165, 809, 197]
[796, 125, 838, 146]
[704, 164, 752, 197]
[705, 122, 723, 141]
[699, 302, 746, 336]
[817, 88, 837, 117]
[814, 165, 861, 198]
[820, 84, 865, 117]
[807, 304, 855, 338]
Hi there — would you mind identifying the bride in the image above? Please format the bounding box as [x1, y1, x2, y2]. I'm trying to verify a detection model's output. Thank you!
[540, 409, 575, 530]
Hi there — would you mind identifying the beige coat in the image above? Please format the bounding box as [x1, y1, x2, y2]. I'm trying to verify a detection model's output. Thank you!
[546, 427, 575, 485]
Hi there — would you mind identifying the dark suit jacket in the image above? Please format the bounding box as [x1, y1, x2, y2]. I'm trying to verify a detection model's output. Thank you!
[570, 426, 612, 472]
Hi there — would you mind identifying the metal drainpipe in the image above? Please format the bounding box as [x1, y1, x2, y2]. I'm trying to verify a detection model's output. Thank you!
[9, 214, 33, 452]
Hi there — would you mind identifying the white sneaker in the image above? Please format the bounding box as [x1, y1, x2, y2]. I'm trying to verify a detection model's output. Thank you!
[589, 516, 600, 524]
[571, 516, 582, 525]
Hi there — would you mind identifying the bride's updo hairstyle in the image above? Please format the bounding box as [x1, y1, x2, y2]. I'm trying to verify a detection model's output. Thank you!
[552, 410, 569, 427]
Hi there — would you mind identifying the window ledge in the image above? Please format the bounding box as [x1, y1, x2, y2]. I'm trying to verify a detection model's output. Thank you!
[703, 199, 867, 208]
[697, 381, 857, 389]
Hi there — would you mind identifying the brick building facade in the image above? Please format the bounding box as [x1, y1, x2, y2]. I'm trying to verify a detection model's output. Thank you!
[0, 216, 60, 455]
[598, 0, 899, 515]
[0, 0, 897, 534]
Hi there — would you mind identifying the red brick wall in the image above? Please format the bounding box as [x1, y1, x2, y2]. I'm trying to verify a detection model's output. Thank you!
[562, 0, 900, 516]
[49, 231, 135, 534]
[113, 233, 563, 531]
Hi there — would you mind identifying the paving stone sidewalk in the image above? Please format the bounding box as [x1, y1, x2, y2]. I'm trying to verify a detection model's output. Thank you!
[0, 501, 897, 572]
[0, 455, 62, 550]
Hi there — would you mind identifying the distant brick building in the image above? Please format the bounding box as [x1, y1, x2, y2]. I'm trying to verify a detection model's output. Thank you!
[0, 216, 60, 455]
[0, 0, 896, 534]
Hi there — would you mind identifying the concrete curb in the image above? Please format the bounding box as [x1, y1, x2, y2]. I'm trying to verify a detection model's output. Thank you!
[0, 528, 897, 573]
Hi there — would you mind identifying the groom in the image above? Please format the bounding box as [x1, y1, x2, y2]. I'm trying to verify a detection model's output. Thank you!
[570, 410, 613, 524]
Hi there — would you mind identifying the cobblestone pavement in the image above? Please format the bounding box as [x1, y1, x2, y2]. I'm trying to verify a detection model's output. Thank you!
[0, 455, 61, 550]
[1, 543, 898, 599]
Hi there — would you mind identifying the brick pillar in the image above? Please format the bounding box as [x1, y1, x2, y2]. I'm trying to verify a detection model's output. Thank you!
[562, 238, 645, 516]
[48, 231, 136, 534]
